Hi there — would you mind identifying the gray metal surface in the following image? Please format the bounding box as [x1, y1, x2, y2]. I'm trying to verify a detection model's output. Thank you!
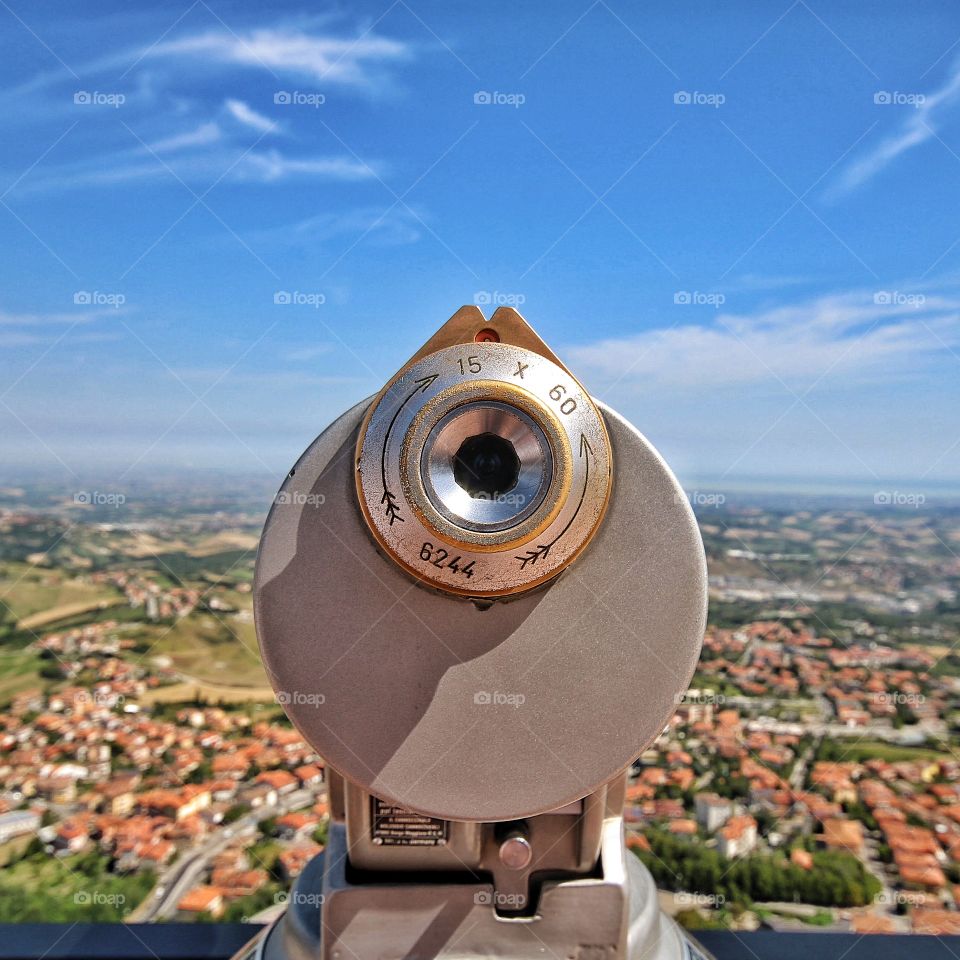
[254, 398, 707, 823]
[341, 774, 613, 910]
[256, 821, 692, 960]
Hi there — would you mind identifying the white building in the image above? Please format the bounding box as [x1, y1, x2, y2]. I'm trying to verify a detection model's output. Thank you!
[695, 793, 732, 833]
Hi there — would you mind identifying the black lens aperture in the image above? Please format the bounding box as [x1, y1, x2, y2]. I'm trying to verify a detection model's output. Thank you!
[453, 433, 521, 499]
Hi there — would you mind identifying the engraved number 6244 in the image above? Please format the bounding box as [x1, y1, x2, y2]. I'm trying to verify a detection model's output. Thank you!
[420, 542, 475, 578]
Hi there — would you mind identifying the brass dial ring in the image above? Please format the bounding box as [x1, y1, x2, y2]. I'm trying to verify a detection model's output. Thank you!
[355, 343, 612, 597]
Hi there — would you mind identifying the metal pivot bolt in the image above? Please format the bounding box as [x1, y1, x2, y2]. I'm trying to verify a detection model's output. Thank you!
[498, 832, 533, 870]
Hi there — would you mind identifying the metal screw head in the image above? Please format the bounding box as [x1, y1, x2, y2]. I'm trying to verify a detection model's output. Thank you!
[499, 834, 533, 870]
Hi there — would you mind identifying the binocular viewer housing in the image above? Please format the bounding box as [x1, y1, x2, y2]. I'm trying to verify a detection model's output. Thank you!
[251, 307, 708, 960]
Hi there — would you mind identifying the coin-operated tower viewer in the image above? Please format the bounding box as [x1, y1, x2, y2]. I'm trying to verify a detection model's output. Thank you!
[248, 306, 709, 960]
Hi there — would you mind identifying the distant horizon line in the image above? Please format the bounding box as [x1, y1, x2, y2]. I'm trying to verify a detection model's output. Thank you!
[2, 467, 960, 503]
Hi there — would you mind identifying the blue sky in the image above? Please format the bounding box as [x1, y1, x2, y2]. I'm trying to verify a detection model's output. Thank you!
[2, 0, 960, 490]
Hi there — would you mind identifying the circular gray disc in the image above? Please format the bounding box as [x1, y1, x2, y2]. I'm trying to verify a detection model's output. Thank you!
[254, 398, 707, 822]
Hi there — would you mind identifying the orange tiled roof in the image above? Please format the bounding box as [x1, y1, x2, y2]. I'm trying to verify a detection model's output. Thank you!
[177, 885, 222, 912]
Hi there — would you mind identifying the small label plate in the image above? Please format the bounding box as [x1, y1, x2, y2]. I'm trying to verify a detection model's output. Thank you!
[371, 797, 449, 846]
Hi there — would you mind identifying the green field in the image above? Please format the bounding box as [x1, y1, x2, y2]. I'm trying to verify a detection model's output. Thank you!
[0, 563, 122, 626]
[148, 549, 254, 582]
[0, 649, 48, 704]
[143, 610, 267, 686]
[0, 849, 154, 922]
[816, 738, 949, 764]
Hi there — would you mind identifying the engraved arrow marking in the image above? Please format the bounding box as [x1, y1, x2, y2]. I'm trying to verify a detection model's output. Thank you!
[516, 433, 593, 569]
[380, 374, 438, 525]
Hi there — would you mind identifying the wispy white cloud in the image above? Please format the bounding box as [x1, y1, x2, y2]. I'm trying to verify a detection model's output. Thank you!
[0, 310, 87, 326]
[166, 366, 364, 388]
[726, 272, 817, 292]
[10, 146, 379, 194]
[0, 307, 123, 326]
[146, 122, 222, 155]
[0, 307, 118, 347]
[224, 98, 279, 135]
[150, 27, 410, 86]
[2, 20, 413, 105]
[0, 331, 120, 347]
[247, 206, 421, 247]
[567, 289, 960, 392]
[281, 343, 335, 362]
[238, 149, 373, 182]
[828, 60, 960, 198]
[0, 19, 411, 196]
